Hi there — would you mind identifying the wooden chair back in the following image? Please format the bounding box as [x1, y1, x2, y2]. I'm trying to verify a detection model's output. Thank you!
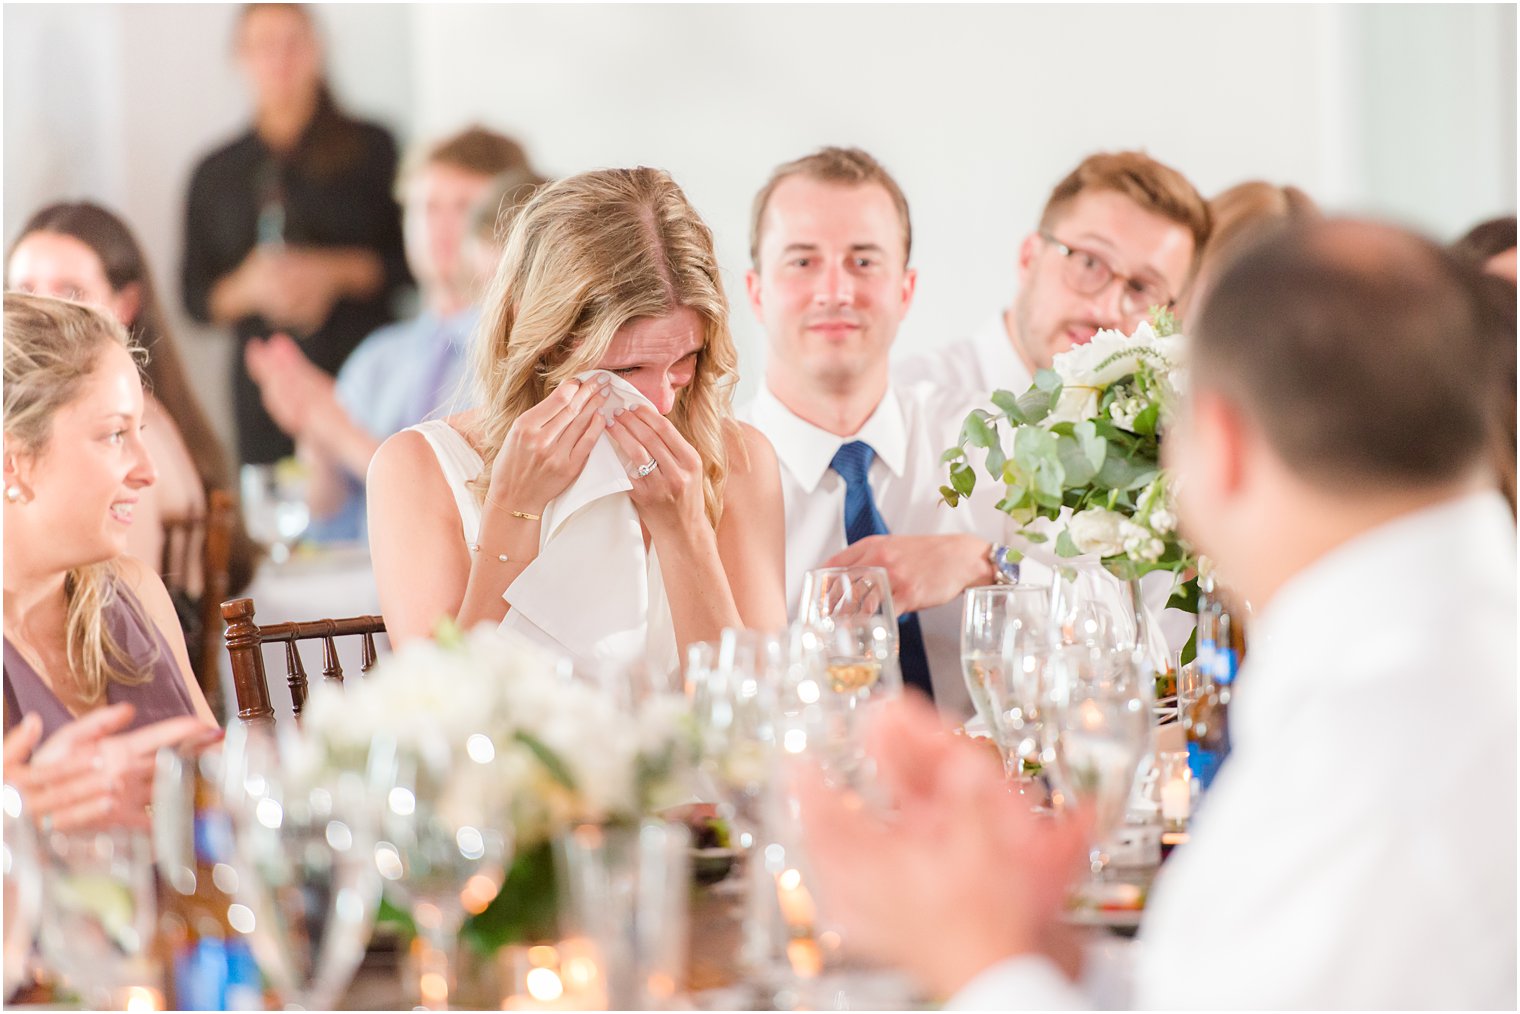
[162, 489, 238, 721]
[221, 596, 387, 728]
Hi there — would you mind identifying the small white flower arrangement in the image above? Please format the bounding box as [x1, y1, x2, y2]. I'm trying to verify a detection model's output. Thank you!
[299, 622, 696, 850]
[942, 310, 1194, 584]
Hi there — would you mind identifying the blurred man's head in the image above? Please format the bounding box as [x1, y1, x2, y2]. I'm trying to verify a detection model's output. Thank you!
[1011, 152, 1208, 371]
[1452, 215, 1518, 284]
[1168, 219, 1493, 582]
[399, 127, 533, 308]
[746, 147, 916, 398]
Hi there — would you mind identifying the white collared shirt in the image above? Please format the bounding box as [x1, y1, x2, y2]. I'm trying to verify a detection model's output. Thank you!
[740, 382, 1009, 719]
[950, 490, 1518, 1010]
[893, 310, 1035, 402]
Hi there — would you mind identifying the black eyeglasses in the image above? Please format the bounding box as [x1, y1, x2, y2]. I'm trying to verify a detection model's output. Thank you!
[1040, 231, 1176, 317]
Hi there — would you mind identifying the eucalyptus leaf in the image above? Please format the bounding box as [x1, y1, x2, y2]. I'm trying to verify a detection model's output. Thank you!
[1022, 531, 1049, 544]
[960, 410, 997, 450]
[1017, 389, 1056, 423]
[1055, 528, 1082, 558]
[941, 446, 965, 463]
[940, 485, 962, 507]
[1055, 434, 1099, 488]
[950, 461, 977, 497]
[1133, 402, 1161, 437]
[1033, 368, 1063, 393]
[990, 389, 1026, 424]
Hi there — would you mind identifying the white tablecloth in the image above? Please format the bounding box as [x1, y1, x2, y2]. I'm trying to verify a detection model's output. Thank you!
[218, 544, 387, 726]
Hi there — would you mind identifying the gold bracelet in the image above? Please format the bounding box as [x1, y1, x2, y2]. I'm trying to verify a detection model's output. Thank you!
[467, 543, 511, 563]
[510, 510, 541, 522]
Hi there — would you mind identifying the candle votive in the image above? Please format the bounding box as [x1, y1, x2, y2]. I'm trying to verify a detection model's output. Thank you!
[1157, 751, 1193, 832]
[499, 938, 604, 1011]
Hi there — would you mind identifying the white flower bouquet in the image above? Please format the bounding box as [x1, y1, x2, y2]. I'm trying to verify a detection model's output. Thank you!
[300, 622, 695, 850]
[941, 311, 1195, 585]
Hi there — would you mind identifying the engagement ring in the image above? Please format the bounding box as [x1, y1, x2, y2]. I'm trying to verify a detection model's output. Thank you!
[635, 459, 659, 478]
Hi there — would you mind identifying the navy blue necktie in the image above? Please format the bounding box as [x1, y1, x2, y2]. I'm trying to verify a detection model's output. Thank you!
[829, 441, 935, 700]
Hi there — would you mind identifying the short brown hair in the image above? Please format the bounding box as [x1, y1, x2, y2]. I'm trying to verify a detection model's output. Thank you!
[1040, 151, 1211, 278]
[749, 147, 912, 267]
[1192, 219, 1493, 489]
[396, 125, 532, 199]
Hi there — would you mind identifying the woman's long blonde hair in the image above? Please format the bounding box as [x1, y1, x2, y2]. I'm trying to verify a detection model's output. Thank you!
[468, 167, 740, 526]
[3, 293, 157, 704]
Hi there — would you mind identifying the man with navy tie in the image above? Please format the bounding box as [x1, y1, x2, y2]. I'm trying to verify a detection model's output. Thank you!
[739, 147, 1013, 717]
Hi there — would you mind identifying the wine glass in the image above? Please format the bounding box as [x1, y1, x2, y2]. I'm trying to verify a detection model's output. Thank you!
[1049, 569, 1132, 650]
[367, 733, 510, 1011]
[960, 585, 1052, 778]
[35, 827, 159, 1010]
[690, 630, 782, 853]
[3, 785, 40, 1001]
[241, 461, 310, 564]
[1040, 645, 1153, 879]
[221, 724, 383, 1011]
[797, 567, 901, 705]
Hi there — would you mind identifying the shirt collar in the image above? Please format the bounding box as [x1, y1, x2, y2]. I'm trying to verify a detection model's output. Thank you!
[750, 383, 909, 493]
[976, 309, 1035, 395]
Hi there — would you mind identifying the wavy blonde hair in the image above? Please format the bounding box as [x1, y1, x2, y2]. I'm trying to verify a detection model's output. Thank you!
[468, 167, 739, 526]
[3, 293, 157, 705]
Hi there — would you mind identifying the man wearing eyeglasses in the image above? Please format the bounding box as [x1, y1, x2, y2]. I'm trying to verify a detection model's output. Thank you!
[897, 152, 1209, 399]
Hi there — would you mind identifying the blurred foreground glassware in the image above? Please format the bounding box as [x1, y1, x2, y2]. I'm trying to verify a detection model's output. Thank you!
[960, 584, 1052, 779]
[1041, 645, 1153, 879]
[554, 820, 691, 1011]
[3, 785, 40, 1001]
[37, 827, 160, 1010]
[221, 724, 382, 1011]
[240, 461, 310, 564]
[368, 733, 510, 1011]
[690, 630, 783, 853]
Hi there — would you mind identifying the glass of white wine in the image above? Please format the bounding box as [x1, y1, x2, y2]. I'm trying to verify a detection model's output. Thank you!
[960, 584, 1052, 778]
[797, 566, 901, 706]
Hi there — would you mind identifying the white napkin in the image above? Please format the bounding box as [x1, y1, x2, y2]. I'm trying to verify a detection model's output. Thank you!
[498, 371, 678, 675]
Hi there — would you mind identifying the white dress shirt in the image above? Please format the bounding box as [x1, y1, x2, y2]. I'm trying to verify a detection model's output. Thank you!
[893, 310, 1035, 403]
[740, 382, 1009, 719]
[950, 490, 1518, 1010]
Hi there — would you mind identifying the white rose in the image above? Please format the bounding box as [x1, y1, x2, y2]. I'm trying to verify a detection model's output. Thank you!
[1067, 508, 1128, 557]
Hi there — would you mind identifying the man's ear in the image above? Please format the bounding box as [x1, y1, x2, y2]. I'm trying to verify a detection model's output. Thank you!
[1194, 389, 1250, 498]
[1016, 232, 1040, 285]
[744, 268, 765, 323]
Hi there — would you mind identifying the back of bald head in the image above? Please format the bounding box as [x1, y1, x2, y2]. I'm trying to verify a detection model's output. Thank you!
[1190, 218, 1493, 491]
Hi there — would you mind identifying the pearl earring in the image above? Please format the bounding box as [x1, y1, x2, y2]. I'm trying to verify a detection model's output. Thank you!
[5, 485, 22, 504]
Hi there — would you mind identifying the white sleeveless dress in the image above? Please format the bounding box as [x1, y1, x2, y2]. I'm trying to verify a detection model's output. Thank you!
[408, 418, 679, 677]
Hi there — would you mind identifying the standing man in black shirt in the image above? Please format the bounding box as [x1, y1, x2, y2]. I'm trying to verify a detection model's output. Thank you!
[181, 3, 409, 465]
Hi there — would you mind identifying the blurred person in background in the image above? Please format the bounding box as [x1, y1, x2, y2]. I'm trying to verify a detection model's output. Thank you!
[182, 2, 409, 466]
[1452, 214, 1517, 283]
[4, 294, 222, 829]
[6, 203, 259, 627]
[244, 127, 541, 541]
[798, 219, 1516, 1009]
[1178, 180, 1320, 319]
[894, 151, 1208, 401]
[465, 165, 551, 296]
[1451, 215, 1517, 516]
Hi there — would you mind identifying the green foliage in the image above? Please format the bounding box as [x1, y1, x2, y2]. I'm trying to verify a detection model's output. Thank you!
[514, 731, 576, 791]
[461, 841, 561, 954]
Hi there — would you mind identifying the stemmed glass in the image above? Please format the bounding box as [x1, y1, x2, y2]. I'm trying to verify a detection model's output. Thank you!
[797, 567, 901, 705]
[367, 733, 510, 1011]
[241, 462, 310, 564]
[690, 630, 783, 853]
[221, 724, 383, 1011]
[1040, 644, 1153, 880]
[960, 584, 1052, 779]
[35, 827, 160, 1010]
[3, 786, 40, 1001]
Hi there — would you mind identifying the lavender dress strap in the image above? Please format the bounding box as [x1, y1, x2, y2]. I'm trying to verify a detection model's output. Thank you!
[3, 580, 198, 743]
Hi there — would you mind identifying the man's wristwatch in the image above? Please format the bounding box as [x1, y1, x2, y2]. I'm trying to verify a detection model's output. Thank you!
[988, 542, 1020, 585]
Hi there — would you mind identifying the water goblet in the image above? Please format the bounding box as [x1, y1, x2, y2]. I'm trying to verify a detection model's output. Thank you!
[690, 631, 782, 853]
[36, 827, 160, 1010]
[960, 584, 1052, 778]
[1041, 644, 1154, 880]
[241, 461, 310, 564]
[367, 732, 511, 1011]
[221, 724, 383, 1011]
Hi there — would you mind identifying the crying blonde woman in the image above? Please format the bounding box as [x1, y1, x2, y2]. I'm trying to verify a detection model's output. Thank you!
[367, 167, 787, 673]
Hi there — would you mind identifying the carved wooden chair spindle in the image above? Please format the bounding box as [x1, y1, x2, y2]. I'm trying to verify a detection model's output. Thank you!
[221, 596, 386, 727]
[162, 489, 239, 721]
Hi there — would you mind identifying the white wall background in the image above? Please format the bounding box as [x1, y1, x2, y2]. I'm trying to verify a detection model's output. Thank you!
[5, 3, 1515, 438]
